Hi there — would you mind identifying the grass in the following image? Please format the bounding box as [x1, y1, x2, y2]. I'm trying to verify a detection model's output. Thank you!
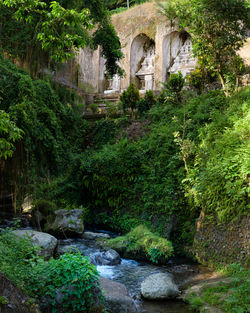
[186, 264, 250, 313]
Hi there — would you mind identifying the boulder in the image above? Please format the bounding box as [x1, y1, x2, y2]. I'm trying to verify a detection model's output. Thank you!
[100, 277, 137, 313]
[13, 230, 57, 258]
[46, 209, 84, 237]
[82, 231, 110, 240]
[0, 272, 40, 313]
[140, 273, 180, 300]
[56, 245, 79, 255]
[91, 249, 121, 265]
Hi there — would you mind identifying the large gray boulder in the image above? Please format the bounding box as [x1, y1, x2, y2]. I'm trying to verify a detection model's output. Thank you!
[140, 273, 180, 300]
[82, 231, 110, 240]
[12, 230, 57, 258]
[46, 209, 84, 237]
[91, 249, 121, 265]
[100, 277, 137, 313]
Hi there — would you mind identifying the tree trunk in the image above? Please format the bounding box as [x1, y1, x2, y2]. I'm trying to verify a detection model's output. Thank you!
[218, 72, 229, 97]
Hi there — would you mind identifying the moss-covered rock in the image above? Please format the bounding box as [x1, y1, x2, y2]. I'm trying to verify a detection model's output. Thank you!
[104, 225, 173, 264]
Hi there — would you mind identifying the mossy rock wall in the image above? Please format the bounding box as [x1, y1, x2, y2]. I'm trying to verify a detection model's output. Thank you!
[192, 210, 249, 267]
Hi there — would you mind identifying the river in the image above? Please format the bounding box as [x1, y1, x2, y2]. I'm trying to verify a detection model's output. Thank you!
[57, 236, 207, 313]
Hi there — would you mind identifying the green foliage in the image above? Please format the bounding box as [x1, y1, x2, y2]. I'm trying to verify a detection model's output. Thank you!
[172, 0, 250, 94]
[0, 0, 123, 77]
[160, 71, 185, 104]
[106, 102, 119, 119]
[185, 87, 250, 220]
[1, 0, 92, 63]
[120, 83, 140, 113]
[89, 103, 98, 114]
[107, 225, 174, 264]
[186, 67, 207, 94]
[0, 232, 102, 313]
[0, 55, 88, 201]
[137, 90, 156, 116]
[0, 231, 40, 288]
[188, 264, 250, 313]
[93, 21, 124, 77]
[0, 110, 23, 159]
[27, 252, 102, 313]
[0, 296, 8, 305]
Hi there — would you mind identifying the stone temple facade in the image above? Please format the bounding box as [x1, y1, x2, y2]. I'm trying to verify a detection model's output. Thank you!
[74, 2, 197, 95]
[65, 2, 249, 95]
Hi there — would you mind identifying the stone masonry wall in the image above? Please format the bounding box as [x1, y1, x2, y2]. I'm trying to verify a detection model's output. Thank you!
[192, 210, 249, 267]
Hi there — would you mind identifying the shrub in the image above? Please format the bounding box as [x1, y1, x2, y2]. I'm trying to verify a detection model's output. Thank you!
[27, 252, 103, 313]
[161, 71, 185, 103]
[105, 102, 119, 119]
[137, 90, 156, 116]
[187, 67, 206, 94]
[120, 82, 140, 113]
[185, 87, 250, 220]
[89, 102, 98, 114]
[166, 71, 185, 94]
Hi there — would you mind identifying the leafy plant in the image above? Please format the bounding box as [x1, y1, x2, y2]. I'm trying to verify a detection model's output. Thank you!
[120, 82, 140, 114]
[0, 231, 40, 288]
[0, 110, 23, 159]
[89, 102, 98, 114]
[27, 252, 103, 313]
[137, 90, 156, 116]
[0, 232, 103, 313]
[161, 71, 185, 103]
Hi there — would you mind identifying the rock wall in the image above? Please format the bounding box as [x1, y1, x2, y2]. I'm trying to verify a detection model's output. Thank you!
[192, 210, 249, 267]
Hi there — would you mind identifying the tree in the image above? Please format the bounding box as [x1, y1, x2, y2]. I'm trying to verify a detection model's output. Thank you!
[0, 0, 123, 77]
[158, 0, 178, 73]
[175, 0, 250, 94]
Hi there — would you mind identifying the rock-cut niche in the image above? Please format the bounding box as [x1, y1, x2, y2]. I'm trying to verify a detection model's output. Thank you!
[162, 31, 196, 82]
[130, 34, 155, 91]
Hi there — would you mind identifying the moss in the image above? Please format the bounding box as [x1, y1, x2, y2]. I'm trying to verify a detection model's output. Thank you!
[105, 225, 173, 264]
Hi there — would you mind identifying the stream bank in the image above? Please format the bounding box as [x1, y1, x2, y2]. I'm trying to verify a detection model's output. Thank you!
[57, 234, 219, 313]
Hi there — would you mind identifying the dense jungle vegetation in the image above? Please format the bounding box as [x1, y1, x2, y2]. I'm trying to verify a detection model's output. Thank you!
[0, 0, 249, 312]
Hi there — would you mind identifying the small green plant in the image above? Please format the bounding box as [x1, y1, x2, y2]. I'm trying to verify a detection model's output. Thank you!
[137, 90, 156, 116]
[120, 82, 140, 114]
[13, 218, 22, 229]
[161, 71, 185, 103]
[0, 296, 8, 305]
[106, 102, 119, 119]
[89, 102, 98, 114]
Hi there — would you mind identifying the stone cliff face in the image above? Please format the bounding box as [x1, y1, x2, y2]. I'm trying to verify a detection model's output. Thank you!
[55, 2, 250, 96]
[192, 210, 249, 267]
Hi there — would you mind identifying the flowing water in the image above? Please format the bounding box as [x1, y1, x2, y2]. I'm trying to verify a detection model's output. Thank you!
[58, 237, 206, 313]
